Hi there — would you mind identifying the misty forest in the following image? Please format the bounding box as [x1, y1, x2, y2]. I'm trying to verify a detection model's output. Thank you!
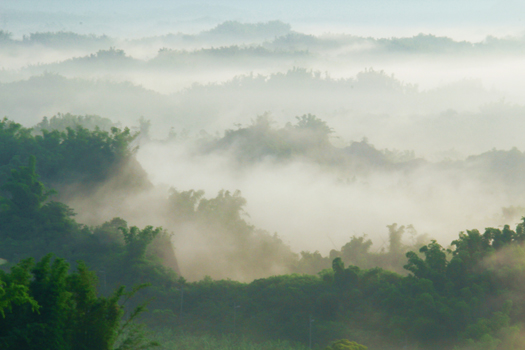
[3, 1, 525, 349]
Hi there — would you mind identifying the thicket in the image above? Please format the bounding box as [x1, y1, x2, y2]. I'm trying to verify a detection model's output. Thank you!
[0, 254, 160, 350]
[0, 117, 141, 189]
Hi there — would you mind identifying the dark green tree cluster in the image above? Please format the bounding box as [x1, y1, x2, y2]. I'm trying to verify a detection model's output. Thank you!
[152, 222, 525, 350]
[0, 156, 179, 332]
[0, 254, 159, 350]
[0, 155, 78, 255]
[0, 117, 144, 191]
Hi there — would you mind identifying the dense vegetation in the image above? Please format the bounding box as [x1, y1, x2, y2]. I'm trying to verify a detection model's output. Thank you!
[198, 113, 418, 173]
[2, 115, 525, 349]
[0, 255, 159, 350]
[154, 223, 525, 349]
[0, 117, 145, 190]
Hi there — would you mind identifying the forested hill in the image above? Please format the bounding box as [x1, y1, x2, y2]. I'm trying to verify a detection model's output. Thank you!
[3, 114, 525, 349]
[3, 153, 525, 349]
[0, 117, 150, 195]
[198, 113, 423, 173]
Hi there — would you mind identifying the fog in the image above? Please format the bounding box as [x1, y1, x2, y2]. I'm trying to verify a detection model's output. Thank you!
[61, 114, 525, 280]
[3, 1, 525, 280]
[136, 141, 511, 253]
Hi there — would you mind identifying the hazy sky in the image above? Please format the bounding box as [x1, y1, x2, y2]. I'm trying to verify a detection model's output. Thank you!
[2, 0, 524, 39]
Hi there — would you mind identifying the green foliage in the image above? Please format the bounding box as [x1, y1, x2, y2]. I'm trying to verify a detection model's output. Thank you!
[325, 339, 367, 350]
[156, 332, 308, 350]
[0, 255, 155, 350]
[0, 158, 179, 338]
[0, 156, 77, 246]
[120, 226, 162, 262]
[159, 218, 525, 349]
[0, 259, 39, 318]
[1, 155, 55, 216]
[6, 117, 525, 349]
[0, 117, 138, 189]
[33, 113, 117, 133]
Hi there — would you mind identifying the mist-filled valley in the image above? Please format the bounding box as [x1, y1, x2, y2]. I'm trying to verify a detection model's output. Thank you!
[3, 2, 525, 349]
